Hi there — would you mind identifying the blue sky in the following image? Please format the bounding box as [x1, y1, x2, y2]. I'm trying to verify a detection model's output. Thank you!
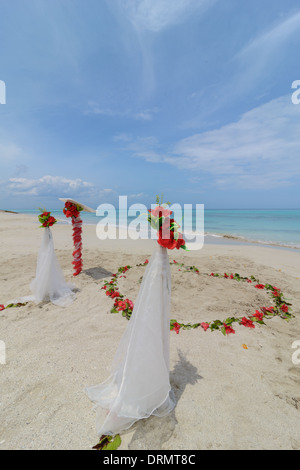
[0, 0, 300, 210]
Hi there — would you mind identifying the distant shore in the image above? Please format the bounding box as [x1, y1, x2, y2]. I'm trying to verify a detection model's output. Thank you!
[0, 210, 18, 214]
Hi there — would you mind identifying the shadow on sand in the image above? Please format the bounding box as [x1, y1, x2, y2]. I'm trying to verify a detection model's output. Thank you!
[127, 349, 202, 450]
[83, 267, 113, 281]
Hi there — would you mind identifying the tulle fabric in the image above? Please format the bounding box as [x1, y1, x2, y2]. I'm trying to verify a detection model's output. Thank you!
[29, 227, 75, 307]
[86, 245, 175, 436]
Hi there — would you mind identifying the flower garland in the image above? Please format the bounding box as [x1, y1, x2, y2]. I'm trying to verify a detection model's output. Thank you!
[63, 201, 83, 276]
[148, 196, 187, 250]
[102, 259, 293, 336]
[38, 210, 57, 228]
[0, 302, 28, 312]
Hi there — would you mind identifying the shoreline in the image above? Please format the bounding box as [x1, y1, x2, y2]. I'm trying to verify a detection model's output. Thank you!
[1, 210, 299, 253]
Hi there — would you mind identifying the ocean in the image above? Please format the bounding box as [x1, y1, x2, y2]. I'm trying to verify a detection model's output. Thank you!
[14, 208, 300, 250]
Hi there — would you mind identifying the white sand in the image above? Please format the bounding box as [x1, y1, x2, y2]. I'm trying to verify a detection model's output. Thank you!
[0, 212, 299, 450]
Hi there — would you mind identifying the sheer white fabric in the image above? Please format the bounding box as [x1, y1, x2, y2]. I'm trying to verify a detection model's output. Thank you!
[29, 227, 75, 307]
[86, 245, 175, 436]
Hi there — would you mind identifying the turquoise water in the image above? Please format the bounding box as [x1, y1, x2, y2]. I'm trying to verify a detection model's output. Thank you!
[15, 208, 300, 249]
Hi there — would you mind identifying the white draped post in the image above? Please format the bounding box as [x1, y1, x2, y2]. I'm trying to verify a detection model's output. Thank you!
[86, 199, 187, 438]
[86, 245, 175, 436]
[30, 211, 75, 307]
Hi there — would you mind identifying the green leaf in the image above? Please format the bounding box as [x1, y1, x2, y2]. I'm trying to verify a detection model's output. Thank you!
[93, 434, 121, 451]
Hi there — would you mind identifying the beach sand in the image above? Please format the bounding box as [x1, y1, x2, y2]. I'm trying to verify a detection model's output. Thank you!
[0, 212, 299, 450]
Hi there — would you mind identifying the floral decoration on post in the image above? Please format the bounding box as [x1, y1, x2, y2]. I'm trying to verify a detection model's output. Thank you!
[38, 210, 57, 228]
[63, 201, 83, 276]
[148, 195, 187, 250]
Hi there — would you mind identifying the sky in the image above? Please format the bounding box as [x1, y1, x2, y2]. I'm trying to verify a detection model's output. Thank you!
[0, 0, 300, 210]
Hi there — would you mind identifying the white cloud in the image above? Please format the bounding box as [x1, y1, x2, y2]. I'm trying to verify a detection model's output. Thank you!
[113, 0, 216, 32]
[238, 10, 300, 59]
[7, 175, 96, 197]
[129, 94, 300, 188]
[84, 102, 158, 121]
[233, 10, 300, 87]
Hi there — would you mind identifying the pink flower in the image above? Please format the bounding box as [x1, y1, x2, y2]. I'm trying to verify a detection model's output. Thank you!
[149, 206, 172, 218]
[201, 322, 210, 331]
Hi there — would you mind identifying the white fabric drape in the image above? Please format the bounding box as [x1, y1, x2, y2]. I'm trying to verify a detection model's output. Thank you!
[29, 227, 75, 307]
[86, 245, 175, 436]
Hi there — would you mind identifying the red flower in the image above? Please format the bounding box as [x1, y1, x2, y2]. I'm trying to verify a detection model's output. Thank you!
[280, 304, 289, 313]
[261, 306, 274, 313]
[111, 292, 120, 299]
[172, 322, 181, 334]
[157, 226, 177, 250]
[240, 317, 255, 329]
[201, 322, 210, 331]
[252, 310, 264, 321]
[230, 274, 234, 279]
[0, 305, 5, 311]
[247, 279, 252, 283]
[125, 299, 134, 310]
[255, 284, 265, 289]
[144, 259, 149, 264]
[116, 301, 127, 311]
[176, 235, 186, 250]
[224, 273, 229, 278]
[224, 323, 235, 335]
[210, 273, 214, 276]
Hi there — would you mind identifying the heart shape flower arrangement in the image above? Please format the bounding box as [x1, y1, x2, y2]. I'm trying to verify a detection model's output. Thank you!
[102, 260, 293, 336]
